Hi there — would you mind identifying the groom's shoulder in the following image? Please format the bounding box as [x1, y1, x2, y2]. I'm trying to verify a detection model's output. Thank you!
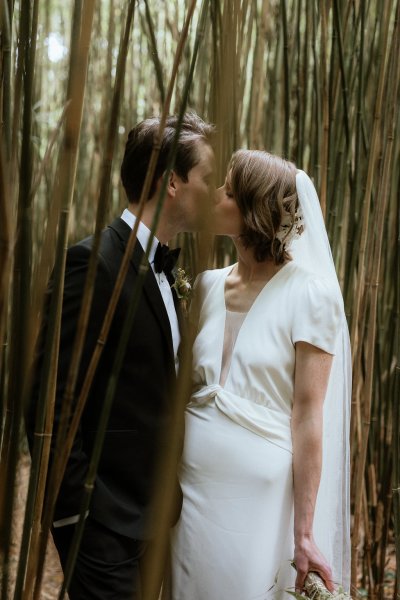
[68, 218, 129, 264]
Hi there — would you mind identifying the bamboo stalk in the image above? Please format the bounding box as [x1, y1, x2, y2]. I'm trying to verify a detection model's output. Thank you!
[310, 3, 321, 184]
[319, 0, 329, 217]
[0, 0, 38, 594]
[332, 0, 350, 150]
[393, 171, 400, 599]
[280, 0, 290, 158]
[0, 141, 11, 379]
[388, 4, 400, 596]
[20, 314, 61, 600]
[0, 0, 12, 158]
[294, 0, 302, 164]
[0, 137, 12, 550]
[248, 0, 268, 149]
[143, 0, 166, 105]
[347, 0, 366, 462]
[344, 0, 365, 310]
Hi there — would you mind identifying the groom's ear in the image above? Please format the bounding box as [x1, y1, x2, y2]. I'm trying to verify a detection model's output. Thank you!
[166, 170, 179, 197]
[152, 171, 177, 200]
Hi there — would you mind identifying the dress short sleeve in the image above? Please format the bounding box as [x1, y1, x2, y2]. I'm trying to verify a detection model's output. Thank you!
[292, 276, 342, 354]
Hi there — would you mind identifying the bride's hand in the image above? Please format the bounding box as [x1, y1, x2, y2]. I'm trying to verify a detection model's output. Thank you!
[294, 534, 334, 593]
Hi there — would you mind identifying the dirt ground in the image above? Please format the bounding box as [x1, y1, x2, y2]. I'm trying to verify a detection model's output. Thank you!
[1, 454, 64, 599]
[2, 454, 397, 599]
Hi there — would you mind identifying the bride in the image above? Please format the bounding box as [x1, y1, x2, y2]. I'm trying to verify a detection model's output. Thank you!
[169, 150, 351, 599]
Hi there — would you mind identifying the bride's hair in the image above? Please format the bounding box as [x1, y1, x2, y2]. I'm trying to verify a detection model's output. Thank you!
[229, 150, 298, 264]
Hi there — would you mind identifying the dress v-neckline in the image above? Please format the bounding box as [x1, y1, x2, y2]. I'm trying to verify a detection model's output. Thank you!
[222, 261, 291, 318]
[217, 262, 291, 387]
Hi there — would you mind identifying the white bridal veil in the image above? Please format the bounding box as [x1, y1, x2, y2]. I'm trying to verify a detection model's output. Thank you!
[291, 170, 351, 591]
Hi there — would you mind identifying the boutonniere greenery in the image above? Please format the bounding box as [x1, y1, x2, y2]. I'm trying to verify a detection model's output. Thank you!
[171, 267, 192, 302]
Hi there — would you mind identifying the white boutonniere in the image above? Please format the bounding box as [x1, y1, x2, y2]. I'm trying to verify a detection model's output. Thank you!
[172, 267, 192, 301]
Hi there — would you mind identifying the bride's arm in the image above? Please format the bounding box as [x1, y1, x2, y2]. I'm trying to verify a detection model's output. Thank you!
[291, 340, 335, 593]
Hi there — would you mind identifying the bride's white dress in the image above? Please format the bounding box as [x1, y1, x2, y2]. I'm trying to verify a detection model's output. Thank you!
[170, 261, 342, 600]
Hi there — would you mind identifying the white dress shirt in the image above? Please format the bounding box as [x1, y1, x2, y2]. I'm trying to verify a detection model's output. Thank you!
[120, 209, 181, 363]
[53, 210, 181, 529]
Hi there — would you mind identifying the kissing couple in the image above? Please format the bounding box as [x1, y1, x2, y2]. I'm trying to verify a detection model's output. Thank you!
[30, 112, 351, 599]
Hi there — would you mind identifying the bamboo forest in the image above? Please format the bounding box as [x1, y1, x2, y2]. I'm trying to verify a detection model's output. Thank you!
[0, 0, 399, 598]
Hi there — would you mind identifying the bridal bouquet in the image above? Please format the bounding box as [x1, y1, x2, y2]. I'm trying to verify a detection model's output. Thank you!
[287, 565, 352, 599]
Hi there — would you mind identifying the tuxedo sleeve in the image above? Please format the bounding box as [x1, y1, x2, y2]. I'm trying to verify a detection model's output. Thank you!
[30, 243, 114, 521]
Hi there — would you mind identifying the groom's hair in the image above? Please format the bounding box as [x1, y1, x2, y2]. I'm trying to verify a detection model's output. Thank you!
[121, 112, 215, 203]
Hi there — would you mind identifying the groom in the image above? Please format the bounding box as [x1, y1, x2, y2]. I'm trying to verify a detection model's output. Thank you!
[30, 113, 215, 599]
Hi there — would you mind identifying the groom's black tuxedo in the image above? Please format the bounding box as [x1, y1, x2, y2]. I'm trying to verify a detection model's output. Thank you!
[31, 217, 183, 542]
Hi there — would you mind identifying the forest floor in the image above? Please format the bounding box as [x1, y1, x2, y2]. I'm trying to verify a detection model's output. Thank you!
[1, 454, 397, 599]
[1, 454, 64, 599]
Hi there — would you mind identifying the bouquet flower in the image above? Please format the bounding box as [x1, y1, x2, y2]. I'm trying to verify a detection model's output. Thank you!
[287, 564, 352, 599]
[286, 563, 351, 600]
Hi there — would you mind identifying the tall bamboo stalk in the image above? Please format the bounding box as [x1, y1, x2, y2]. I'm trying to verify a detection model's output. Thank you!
[0, 0, 38, 594]
[280, 0, 290, 158]
[0, 142, 11, 389]
[319, 0, 329, 217]
[332, 0, 350, 150]
[0, 0, 12, 158]
[393, 177, 400, 599]
[143, 0, 166, 105]
[0, 140, 12, 521]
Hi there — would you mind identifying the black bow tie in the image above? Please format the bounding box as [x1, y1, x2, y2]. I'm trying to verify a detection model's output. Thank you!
[153, 243, 181, 277]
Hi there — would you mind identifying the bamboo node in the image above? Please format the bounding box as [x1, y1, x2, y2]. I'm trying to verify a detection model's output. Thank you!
[365, 279, 380, 287]
[33, 432, 52, 437]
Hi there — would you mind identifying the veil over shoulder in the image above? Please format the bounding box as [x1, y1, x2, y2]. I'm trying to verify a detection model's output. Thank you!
[291, 170, 351, 590]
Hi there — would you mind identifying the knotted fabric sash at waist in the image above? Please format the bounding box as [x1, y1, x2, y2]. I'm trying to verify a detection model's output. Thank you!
[189, 384, 292, 453]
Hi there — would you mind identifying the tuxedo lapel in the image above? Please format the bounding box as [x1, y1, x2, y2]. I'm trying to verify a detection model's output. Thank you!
[108, 218, 175, 362]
